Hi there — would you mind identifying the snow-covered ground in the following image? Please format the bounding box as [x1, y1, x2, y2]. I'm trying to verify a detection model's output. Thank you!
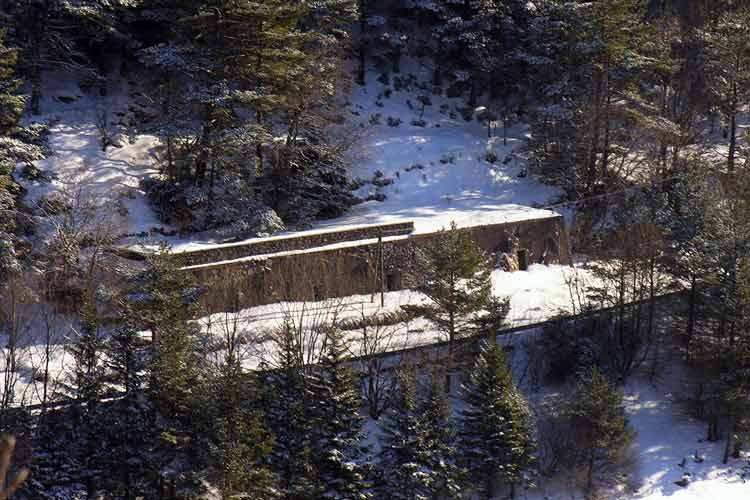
[626, 378, 749, 500]
[328, 64, 562, 232]
[15, 71, 168, 240]
[0, 263, 588, 407]
[523, 374, 750, 500]
[196, 263, 590, 370]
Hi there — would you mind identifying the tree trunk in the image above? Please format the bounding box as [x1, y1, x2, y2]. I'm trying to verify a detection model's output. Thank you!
[357, 0, 367, 85]
[446, 309, 455, 393]
[587, 73, 604, 194]
[686, 276, 696, 360]
[601, 64, 612, 180]
[585, 454, 595, 498]
[31, 71, 41, 115]
[468, 76, 478, 108]
[433, 40, 443, 87]
[728, 109, 737, 173]
[194, 124, 211, 186]
[723, 415, 734, 464]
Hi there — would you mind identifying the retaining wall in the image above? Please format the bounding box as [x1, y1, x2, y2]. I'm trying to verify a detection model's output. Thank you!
[188, 215, 570, 312]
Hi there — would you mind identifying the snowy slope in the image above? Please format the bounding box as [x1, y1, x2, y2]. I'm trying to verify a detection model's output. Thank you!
[626, 379, 750, 500]
[15, 71, 168, 239]
[326, 65, 562, 233]
[195, 263, 590, 371]
[164, 62, 563, 252]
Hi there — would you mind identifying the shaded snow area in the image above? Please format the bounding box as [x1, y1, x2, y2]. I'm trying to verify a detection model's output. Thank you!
[512, 328, 750, 499]
[14, 70, 168, 241]
[625, 377, 750, 500]
[0, 305, 76, 408]
[521, 375, 750, 500]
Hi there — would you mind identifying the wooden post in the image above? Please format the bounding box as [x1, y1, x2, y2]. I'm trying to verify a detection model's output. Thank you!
[518, 249, 529, 271]
[379, 235, 385, 307]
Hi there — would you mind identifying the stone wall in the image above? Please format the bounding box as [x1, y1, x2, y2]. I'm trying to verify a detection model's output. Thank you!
[189, 215, 569, 312]
[177, 221, 415, 267]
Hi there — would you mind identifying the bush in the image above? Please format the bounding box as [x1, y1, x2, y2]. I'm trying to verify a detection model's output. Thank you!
[142, 175, 285, 238]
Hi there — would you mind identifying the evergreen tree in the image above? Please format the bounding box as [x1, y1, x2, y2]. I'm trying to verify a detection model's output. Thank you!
[526, 0, 651, 199]
[0, 26, 25, 283]
[702, 7, 750, 172]
[459, 340, 536, 499]
[417, 222, 500, 390]
[0, 28, 23, 133]
[376, 366, 433, 500]
[420, 368, 461, 499]
[140, 0, 356, 235]
[66, 303, 105, 414]
[100, 318, 158, 499]
[205, 368, 278, 499]
[64, 302, 108, 496]
[569, 367, 635, 498]
[311, 328, 372, 499]
[263, 322, 318, 499]
[137, 246, 200, 423]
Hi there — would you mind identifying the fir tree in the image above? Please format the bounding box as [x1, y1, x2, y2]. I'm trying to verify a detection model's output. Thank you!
[420, 368, 461, 499]
[569, 367, 635, 498]
[67, 302, 105, 414]
[137, 246, 200, 422]
[100, 319, 158, 499]
[376, 366, 433, 500]
[207, 369, 278, 499]
[263, 322, 318, 499]
[417, 222, 500, 390]
[0, 26, 25, 284]
[65, 302, 108, 496]
[459, 340, 536, 499]
[702, 7, 750, 172]
[311, 328, 372, 499]
[0, 28, 24, 133]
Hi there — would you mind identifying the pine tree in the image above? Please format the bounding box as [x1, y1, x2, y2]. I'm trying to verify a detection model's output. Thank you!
[100, 318, 158, 499]
[67, 303, 105, 414]
[263, 322, 318, 499]
[702, 7, 750, 172]
[0, 28, 23, 133]
[417, 222, 499, 390]
[65, 302, 108, 496]
[376, 366, 433, 500]
[0, 26, 25, 283]
[311, 328, 372, 499]
[420, 368, 461, 499]
[206, 368, 278, 499]
[459, 340, 536, 499]
[526, 0, 651, 199]
[137, 246, 200, 422]
[569, 367, 635, 498]
[195, 305, 278, 499]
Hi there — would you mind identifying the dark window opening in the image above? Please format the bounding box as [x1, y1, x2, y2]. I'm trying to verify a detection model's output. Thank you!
[386, 272, 401, 291]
